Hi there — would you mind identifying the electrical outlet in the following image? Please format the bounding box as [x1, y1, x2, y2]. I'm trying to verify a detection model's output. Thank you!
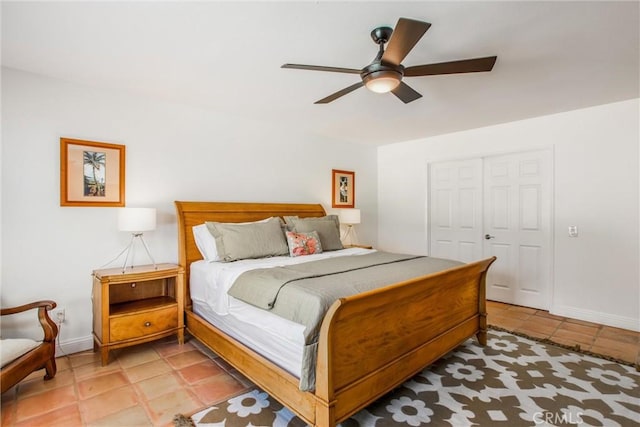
[55, 309, 65, 324]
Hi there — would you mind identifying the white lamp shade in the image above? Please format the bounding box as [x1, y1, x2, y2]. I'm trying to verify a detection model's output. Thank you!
[339, 209, 361, 225]
[118, 208, 156, 232]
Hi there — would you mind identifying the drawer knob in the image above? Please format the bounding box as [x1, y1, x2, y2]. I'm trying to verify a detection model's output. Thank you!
[131, 283, 137, 288]
[144, 321, 151, 327]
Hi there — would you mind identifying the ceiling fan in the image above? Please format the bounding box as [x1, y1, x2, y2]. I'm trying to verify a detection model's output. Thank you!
[282, 18, 497, 104]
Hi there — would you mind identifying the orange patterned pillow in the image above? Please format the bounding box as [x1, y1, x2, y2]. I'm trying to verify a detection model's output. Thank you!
[285, 231, 323, 257]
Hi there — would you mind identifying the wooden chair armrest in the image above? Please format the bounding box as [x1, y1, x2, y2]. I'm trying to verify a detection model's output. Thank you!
[1, 300, 58, 343]
[1, 300, 57, 316]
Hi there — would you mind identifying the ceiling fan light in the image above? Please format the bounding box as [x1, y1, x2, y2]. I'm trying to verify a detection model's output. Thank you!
[363, 70, 401, 93]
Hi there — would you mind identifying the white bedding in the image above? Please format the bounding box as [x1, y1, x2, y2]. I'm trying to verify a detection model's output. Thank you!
[190, 247, 375, 377]
[192, 299, 305, 377]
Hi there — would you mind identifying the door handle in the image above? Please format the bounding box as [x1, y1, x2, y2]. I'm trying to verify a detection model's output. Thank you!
[484, 234, 495, 240]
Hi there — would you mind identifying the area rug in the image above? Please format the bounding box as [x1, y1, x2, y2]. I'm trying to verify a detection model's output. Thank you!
[175, 330, 640, 426]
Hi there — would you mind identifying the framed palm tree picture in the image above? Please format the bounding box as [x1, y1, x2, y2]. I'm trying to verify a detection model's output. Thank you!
[60, 138, 125, 207]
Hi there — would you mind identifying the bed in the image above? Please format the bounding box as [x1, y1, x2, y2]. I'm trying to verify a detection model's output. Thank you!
[175, 201, 495, 427]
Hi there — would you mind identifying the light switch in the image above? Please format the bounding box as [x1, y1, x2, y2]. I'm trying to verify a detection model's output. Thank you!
[568, 226, 578, 237]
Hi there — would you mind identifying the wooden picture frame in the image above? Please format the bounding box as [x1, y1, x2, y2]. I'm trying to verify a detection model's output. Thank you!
[60, 138, 125, 207]
[332, 169, 355, 208]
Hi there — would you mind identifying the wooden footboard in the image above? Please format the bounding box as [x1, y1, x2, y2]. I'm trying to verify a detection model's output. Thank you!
[315, 256, 495, 425]
[175, 201, 495, 427]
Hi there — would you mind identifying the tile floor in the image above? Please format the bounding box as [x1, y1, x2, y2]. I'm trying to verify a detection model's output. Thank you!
[487, 300, 640, 364]
[1, 302, 639, 426]
[1, 338, 251, 427]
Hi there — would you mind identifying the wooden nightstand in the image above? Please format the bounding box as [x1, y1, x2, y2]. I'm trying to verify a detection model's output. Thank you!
[344, 244, 373, 249]
[91, 263, 185, 365]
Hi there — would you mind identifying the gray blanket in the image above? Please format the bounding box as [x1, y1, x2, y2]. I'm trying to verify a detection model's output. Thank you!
[228, 252, 463, 390]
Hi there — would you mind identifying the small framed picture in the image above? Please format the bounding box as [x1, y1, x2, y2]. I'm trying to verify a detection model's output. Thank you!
[60, 138, 125, 207]
[332, 169, 355, 208]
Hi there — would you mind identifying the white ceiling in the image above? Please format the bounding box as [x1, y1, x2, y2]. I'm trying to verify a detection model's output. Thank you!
[2, 1, 638, 146]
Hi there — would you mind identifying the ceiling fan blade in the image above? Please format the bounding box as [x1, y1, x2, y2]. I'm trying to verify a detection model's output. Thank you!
[391, 82, 422, 104]
[315, 82, 364, 104]
[381, 18, 431, 66]
[404, 56, 497, 77]
[282, 64, 361, 74]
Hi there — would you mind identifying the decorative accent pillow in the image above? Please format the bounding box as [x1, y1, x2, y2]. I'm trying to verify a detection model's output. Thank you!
[205, 217, 289, 262]
[286, 231, 323, 257]
[284, 215, 343, 251]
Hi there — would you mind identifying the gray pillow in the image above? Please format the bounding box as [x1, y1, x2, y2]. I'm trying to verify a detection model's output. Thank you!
[205, 217, 288, 262]
[284, 215, 344, 251]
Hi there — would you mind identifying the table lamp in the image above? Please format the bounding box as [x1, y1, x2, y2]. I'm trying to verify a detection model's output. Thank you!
[339, 208, 361, 246]
[117, 207, 157, 273]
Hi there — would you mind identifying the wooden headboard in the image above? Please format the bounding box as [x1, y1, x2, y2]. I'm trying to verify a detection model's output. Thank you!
[174, 201, 327, 308]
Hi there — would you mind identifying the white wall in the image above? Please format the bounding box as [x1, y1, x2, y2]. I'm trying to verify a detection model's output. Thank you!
[0, 68, 378, 352]
[4, 67, 637, 353]
[378, 99, 639, 331]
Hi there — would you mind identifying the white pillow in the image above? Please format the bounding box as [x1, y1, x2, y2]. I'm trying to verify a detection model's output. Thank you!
[193, 224, 220, 261]
[192, 217, 277, 262]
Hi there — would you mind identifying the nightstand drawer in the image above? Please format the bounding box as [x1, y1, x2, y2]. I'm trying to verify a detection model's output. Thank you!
[110, 306, 177, 341]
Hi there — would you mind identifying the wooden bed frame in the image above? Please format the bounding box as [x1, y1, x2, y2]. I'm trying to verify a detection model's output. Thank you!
[175, 201, 495, 427]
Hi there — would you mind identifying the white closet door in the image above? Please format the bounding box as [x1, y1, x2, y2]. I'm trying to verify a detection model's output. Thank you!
[483, 150, 552, 309]
[429, 150, 552, 309]
[429, 159, 483, 263]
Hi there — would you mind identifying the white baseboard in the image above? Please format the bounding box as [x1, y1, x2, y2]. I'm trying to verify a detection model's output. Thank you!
[551, 304, 640, 332]
[55, 334, 94, 357]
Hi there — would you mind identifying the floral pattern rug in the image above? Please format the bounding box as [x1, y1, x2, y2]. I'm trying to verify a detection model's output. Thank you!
[177, 330, 640, 426]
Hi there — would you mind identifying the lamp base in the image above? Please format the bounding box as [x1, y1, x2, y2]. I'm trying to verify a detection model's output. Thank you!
[121, 233, 157, 273]
[342, 225, 359, 246]
[101, 233, 157, 273]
